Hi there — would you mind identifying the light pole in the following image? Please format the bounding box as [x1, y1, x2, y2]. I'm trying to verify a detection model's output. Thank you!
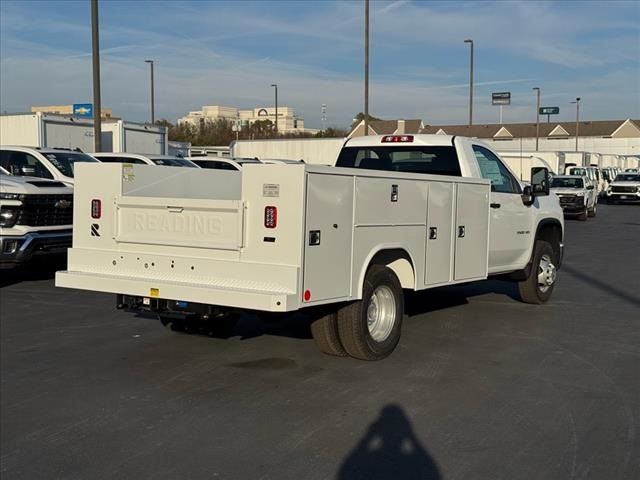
[364, 0, 370, 136]
[533, 87, 540, 151]
[144, 60, 155, 124]
[271, 83, 278, 136]
[571, 97, 581, 152]
[91, 0, 102, 152]
[464, 39, 474, 126]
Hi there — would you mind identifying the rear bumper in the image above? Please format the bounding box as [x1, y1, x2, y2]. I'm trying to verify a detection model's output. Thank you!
[56, 270, 300, 312]
[0, 230, 72, 268]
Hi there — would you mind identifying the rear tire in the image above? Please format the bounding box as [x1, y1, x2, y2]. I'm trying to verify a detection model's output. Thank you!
[517, 240, 558, 304]
[337, 265, 404, 361]
[310, 310, 347, 356]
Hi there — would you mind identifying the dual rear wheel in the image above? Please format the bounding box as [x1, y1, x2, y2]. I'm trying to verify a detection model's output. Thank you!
[311, 265, 404, 361]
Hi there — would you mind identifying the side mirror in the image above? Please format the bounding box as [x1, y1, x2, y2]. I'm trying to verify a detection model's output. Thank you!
[521, 185, 534, 206]
[531, 167, 550, 196]
[586, 185, 594, 190]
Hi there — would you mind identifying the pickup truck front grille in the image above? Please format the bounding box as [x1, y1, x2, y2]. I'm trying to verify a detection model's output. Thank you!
[558, 195, 576, 203]
[611, 186, 637, 193]
[15, 194, 74, 227]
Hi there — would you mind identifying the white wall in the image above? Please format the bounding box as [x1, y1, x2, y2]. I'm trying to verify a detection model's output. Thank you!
[486, 136, 639, 155]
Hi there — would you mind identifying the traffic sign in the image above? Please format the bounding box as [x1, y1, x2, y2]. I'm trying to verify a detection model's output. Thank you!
[492, 92, 511, 105]
[539, 106, 559, 115]
[73, 103, 93, 118]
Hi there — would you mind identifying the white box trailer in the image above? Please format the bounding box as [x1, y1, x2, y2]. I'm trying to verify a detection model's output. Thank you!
[0, 113, 96, 151]
[231, 138, 346, 165]
[101, 120, 168, 155]
[497, 151, 566, 174]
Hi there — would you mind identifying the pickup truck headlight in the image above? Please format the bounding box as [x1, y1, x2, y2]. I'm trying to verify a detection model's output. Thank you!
[0, 206, 19, 228]
[0, 192, 23, 200]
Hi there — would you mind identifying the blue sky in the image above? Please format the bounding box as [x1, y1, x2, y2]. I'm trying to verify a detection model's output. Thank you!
[1, 0, 639, 128]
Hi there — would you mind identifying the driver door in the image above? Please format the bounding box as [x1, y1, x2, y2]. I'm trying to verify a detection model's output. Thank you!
[472, 145, 533, 272]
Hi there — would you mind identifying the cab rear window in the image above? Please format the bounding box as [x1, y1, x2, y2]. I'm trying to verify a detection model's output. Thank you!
[336, 146, 461, 177]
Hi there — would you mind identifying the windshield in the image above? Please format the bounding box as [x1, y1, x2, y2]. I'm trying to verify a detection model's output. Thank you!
[43, 152, 97, 178]
[614, 174, 640, 182]
[551, 177, 583, 188]
[568, 167, 587, 177]
[151, 158, 198, 168]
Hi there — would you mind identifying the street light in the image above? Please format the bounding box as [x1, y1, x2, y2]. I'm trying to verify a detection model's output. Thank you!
[533, 87, 540, 151]
[364, 0, 370, 136]
[571, 97, 581, 152]
[464, 39, 474, 126]
[144, 60, 155, 124]
[271, 83, 278, 136]
[91, 0, 102, 152]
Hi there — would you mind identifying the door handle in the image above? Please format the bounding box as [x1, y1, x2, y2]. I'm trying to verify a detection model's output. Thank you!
[428, 227, 437, 240]
[458, 226, 465, 238]
[490, 203, 501, 209]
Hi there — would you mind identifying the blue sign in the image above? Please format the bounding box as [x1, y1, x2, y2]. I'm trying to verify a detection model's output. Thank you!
[73, 103, 93, 118]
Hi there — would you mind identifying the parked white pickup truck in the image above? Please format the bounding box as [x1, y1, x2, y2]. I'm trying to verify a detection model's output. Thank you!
[1, 173, 73, 268]
[606, 172, 640, 203]
[56, 135, 564, 360]
[550, 175, 597, 220]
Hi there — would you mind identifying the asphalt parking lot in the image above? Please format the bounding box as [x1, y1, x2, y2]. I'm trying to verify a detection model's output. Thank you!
[1, 204, 639, 480]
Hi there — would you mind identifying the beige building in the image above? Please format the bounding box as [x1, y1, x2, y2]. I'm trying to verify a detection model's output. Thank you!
[178, 105, 308, 134]
[31, 105, 113, 118]
[349, 119, 424, 138]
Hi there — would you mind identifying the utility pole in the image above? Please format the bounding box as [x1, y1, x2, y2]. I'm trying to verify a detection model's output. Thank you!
[271, 83, 278, 136]
[571, 97, 581, 152]
[533, 87, 540, 151]
[364, 0, 369, 136]
[91, 0, 102, 152]
[464, 39, 474, 126]
[145, 60, 155, 124]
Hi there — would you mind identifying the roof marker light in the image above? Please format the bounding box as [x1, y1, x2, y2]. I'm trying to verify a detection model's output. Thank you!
[382, 135, 414, 143]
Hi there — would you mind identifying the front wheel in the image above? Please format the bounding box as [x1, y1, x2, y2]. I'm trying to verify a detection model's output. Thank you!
[577, 204, 588, 221]
[517, 240, 558, 304]
[337, 265, 404, 361]
[588, 201, 597, 217]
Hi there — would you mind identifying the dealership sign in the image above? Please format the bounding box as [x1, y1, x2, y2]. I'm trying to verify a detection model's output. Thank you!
[491, 92, 511, 105]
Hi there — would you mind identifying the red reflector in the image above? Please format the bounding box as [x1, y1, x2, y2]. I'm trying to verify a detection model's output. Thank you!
[381, 135, 414, 143]
[91, 199, 101, 219]
[264, 206, 277, 228]
[304, 290, 311, 301]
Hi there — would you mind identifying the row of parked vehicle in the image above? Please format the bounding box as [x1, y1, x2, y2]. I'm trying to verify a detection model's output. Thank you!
[1, 143, 638, 271]
[550, 164, 640, 221]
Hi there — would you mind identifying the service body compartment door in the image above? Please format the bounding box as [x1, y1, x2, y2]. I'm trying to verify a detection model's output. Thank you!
[303, 174, 354, 302]
[424, 182, 454, 286]
[454, 183, 489, 281]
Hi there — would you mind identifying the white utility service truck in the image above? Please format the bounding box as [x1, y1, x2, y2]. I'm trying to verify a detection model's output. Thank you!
[56, 135, 564, 360]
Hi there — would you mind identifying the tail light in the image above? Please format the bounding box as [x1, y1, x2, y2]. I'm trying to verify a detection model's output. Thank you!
[264, 206, 277, 228]
[91, 199, 101, 219]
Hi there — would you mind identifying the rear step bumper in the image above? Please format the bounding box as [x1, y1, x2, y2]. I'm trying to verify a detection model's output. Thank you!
[56, 270, 299, 312]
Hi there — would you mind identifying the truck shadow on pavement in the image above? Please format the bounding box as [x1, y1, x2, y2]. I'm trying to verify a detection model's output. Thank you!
[153, 279, 521, 342]
[338, 404, 441, 480]
[0, 257, 65, 288]
[405, 279, 520, 317]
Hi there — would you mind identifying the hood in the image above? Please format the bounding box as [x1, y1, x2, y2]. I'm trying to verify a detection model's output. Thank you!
[551, 188, 586, 195]
[0, 174, 73, 195]
[610, 181, 640, 187]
